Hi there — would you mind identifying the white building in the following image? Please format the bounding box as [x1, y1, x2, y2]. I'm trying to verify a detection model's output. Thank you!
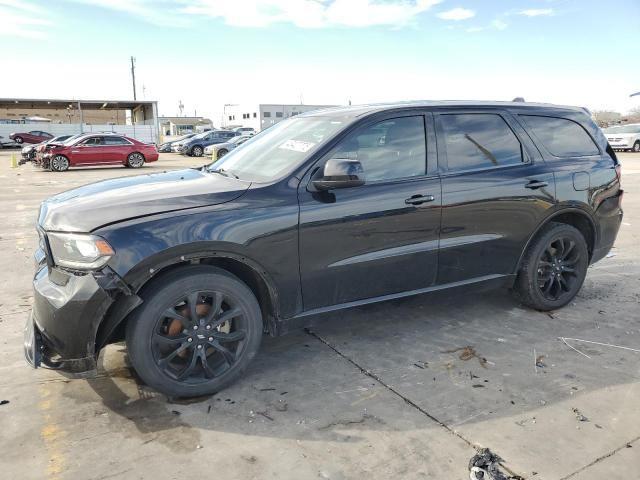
[223, 104, 337, 131]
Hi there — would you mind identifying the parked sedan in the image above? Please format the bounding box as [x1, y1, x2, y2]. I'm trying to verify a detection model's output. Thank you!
[20, 135, 74, 163]
[9, 130, 53, 144]
[158, 133, 197, 153]
[181, 130, 239, 157]
[42, 134, 159, 171]
[204, 135, 252, 160]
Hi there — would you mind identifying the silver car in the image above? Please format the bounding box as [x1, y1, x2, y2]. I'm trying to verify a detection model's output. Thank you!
[204, 135, 252, 160]
[604, 124, 640, 152]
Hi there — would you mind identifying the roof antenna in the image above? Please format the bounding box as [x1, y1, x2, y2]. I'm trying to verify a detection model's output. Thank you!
[512, 97, 525, 102]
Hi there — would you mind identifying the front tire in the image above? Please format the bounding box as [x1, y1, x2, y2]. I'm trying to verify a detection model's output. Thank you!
[125, 266, 263, 398]
[50, 155, 69, 172]
[513, 222, 589, 311]
[127, 152, 145, 168]
[217, 149, 228, 160]
[191, 145, 204, 157]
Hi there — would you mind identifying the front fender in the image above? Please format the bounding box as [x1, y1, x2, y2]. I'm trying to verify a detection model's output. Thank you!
[95, 199, 302, 319]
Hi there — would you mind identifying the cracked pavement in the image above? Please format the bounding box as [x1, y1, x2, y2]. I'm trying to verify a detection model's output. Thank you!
[0, 151, 638, 479]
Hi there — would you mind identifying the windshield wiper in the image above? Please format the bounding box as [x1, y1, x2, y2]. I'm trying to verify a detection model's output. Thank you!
[209, 168, 239, 179]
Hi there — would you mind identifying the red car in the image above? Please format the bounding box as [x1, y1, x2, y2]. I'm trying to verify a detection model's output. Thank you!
[42, 133, 159, 171]
[10, 130, 54, 144]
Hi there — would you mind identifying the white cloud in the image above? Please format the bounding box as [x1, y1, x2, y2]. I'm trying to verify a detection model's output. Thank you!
[492, 19, 508, 30]
[519, 8, 554, 17]
[0, 1, 51, 38]
[72, 0, 191, 27]
[436, 7, 474, 21]
[73, 0, 441, 28]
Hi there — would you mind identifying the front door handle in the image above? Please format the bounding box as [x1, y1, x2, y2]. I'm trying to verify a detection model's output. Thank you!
[405, 194, 435, 205]
[525, 180, 549, 189]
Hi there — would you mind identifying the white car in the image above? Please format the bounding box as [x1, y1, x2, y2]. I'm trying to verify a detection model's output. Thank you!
[204, 135, 252, 159]
[604, 124, 640, 152]
[233, 127, 256, 136]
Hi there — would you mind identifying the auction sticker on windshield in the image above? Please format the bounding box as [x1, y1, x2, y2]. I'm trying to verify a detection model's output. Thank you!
[279, 139, 315, 153]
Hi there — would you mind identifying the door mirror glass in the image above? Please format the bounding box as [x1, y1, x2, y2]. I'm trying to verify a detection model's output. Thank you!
[312, 158, 366, 191]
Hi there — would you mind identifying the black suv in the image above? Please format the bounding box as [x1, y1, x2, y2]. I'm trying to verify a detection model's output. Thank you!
[25, 101, 623, 397]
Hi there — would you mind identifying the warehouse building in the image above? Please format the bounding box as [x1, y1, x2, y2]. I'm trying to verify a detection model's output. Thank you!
[223, 103, 337, 131]
[0, 98, 159, 143]
[159, 116, 214, 136]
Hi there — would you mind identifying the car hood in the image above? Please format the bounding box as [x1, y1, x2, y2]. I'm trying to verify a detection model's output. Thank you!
[39, 168, 251, 232]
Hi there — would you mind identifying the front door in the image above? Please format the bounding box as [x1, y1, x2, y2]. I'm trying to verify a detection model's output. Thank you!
[434, 110, 556, 284]
[298, 113, 442, 311]
[71, 136, 110, 165]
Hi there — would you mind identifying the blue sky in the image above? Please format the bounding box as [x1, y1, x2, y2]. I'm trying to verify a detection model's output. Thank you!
[1, 0, 639, 124]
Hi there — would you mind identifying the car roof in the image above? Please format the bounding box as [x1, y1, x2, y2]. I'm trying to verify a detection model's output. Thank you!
[301, 100, 588, 119]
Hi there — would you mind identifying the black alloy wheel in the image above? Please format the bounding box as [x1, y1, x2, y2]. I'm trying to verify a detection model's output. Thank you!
[513, 222, 589, 311]
[535, 237, 581, 302]
[126, 266, 262, 397]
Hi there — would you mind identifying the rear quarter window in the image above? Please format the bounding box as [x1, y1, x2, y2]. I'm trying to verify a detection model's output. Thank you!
[520, 115, 599, 157]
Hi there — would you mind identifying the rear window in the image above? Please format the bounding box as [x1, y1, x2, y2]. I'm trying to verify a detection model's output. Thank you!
[438, 113, 523, 172]
[520, 115, 599, 157]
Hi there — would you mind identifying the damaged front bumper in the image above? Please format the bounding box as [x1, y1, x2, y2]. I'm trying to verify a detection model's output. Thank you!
[24, 252, 137, 377]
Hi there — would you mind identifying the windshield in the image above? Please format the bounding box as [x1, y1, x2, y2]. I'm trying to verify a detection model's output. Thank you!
[605, 125, 640, 134]
[61, 134, 82, 145]
[207, 117, 346, 182]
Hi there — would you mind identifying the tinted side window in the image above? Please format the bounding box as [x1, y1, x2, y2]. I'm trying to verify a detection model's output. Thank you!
[103, 136, 129, 145]
[333, 116, 426, 182]
[81, 137, 102, 145]
[439, 114, 523, 172]
[521, 115, 599, 157]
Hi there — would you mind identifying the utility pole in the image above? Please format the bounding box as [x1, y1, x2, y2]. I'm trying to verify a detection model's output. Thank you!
[130, 56, 137, 100]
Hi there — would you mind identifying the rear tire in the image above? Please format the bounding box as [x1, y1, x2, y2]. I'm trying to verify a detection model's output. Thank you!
[217, 149, 228, 160]
[125, 266, 263, 398]
[632, 141, 640, 153]
[127, 152, 145, 168]
[50, 155, 69, 172]
[14, 137, 23, 144]
[513, 222, 589, 311]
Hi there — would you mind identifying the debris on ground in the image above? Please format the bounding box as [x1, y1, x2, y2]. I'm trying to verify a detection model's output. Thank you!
[535, 355, 546, 369]
[275, 399, 288, 412]
[256, 410, 274, 421]
[0, 400, 9, 406]
[413, 361, 428, 369]
[442, 346, 488, 368]
[572, 407, 589, 422]
[468, 448, 511, 480]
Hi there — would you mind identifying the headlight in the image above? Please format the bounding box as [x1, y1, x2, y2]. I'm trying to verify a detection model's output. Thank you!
[47, 232, 115, 270]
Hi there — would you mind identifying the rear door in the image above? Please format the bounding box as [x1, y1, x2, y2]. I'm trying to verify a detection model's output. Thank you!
[435, 109, 555, 284]
[298, 112, 442, 310]
[103, 135, 133, 162]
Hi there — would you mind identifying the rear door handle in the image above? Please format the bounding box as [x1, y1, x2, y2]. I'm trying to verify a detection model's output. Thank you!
[405, 194, 435, 205]
[525, 180, 549, 189]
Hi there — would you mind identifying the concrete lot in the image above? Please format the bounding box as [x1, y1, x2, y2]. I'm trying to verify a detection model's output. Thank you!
[0, 149, 638, 480]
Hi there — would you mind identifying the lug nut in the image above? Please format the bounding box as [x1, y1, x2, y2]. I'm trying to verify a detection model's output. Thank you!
[208, 337, 213, 342]
[205, 325, 211, 330]
[187, 337, 193, 343]
[197, 345, 203, 350]
[193, 325, 198, 330]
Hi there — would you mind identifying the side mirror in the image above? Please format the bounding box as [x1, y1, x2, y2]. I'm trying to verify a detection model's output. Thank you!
[312, 158, 366, 191]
